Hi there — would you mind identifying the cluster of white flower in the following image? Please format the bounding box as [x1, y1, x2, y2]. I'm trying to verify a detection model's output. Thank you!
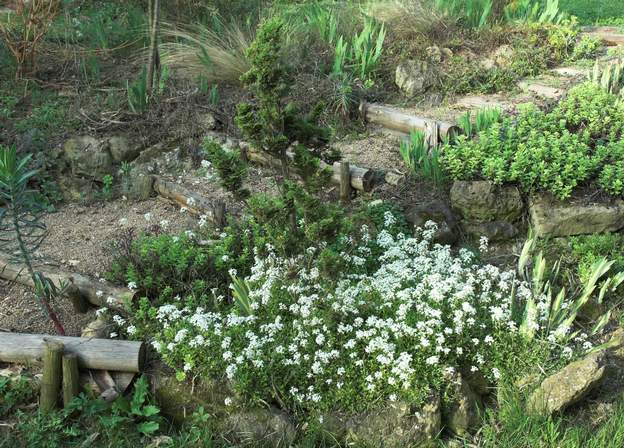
[132, 216, 579, 413]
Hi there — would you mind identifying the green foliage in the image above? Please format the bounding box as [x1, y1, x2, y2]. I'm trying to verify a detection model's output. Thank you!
[457, 107, 502, 137]
[571, 34, 601, 60]
[504, 0, 566, 25]
[202, 139, 249, 200]
[589, 58, 624, 97]
[0, 376, 37, 418]
[442, 83, 624, 199]
[569, 233, 624, 284]
[101, 174, 114, 200]
[399, 130, 445, 186]
[127, 69, 149, 114]
[436, 0, 494, 28]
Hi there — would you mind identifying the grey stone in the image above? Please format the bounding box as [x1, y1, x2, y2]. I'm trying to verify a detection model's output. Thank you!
[530, 195, 624, 238]
[528, 351, 607, 414]
[108, 136, 140, 163]
[451, 181, 523, 222]
[63, 136, 113, 178]
[405, 200, 459, 244]
[340, 395, 441, 448]
[395, 60, 435, 97]
[443, 372, 482, 436]
[223, 407, 297, 447]
[124, 173, 154, 200]
[81, 318, 110, 339]
[464, 220, 519, 242]
[197, 112, 217, 131]
[426, 45, 443, 64]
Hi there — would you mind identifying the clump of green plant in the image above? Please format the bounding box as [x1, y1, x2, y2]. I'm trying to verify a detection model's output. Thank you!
[202, 139, 249, 201]
[399, 130, 445, 186]
[571, 34, 601, 60]
[101, 174, 114, 200]
[442, 83, 624, 199]
[569, 233, 624, 284]
[0, 375, 37, 417]
[0, 146, 66, 334]
[589, 58, 624, 97]
[457, 107, 502, 137]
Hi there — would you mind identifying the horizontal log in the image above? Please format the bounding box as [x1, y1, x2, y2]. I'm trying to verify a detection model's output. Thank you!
[0, 255, 132, 309]
[0, 332, 145, 373]
[359, 102, 460, 141]
[152, 176, 226, 227]
[242, 145, 376, 192]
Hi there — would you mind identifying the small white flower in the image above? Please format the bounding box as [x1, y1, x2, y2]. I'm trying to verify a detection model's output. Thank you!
[224, 397, 233, 406]
[96, 290, 104, 298]
[127, 325, 136, 335]
[127, 282, 137, 290]
[110, 332, 118, 338]
[143, 212, 152, 222]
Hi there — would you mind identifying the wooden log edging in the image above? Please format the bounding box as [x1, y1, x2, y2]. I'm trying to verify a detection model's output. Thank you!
[359, 101, 461, 144]
[152, 176, 226, 227]
[0, 332, 145, 373]
[0, 255, 132, 310]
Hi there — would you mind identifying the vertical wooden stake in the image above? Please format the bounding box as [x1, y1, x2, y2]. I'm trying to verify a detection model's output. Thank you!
[340, 161, 352, 203]
[214, 200, 226, 229]
[40, 340, 63, 412]
[62, 353, 80, 408]
[146, 0, 161, 97]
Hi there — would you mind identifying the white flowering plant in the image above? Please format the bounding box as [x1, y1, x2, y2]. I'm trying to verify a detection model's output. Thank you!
[124, 211, 608, 418]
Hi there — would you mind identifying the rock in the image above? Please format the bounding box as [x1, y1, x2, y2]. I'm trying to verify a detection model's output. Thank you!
[108, 136, 140, 163]
[81, 318, 110, 339]
[443, 373, 482, 436]
[342, 395, 441, 448]
[464, 220, 519, 242]
[528, 351, 607, 414]
[441, 47, 454, 59]
[463, 370, 489, 396]
[529, 195, 624, 238]
[607, 328, 624, 359]
[405, 200, 459, 245]
[426, 45, 443, 64]
[492, 45, 514, 68]
[450, 181, 523, 222]
[395, 60, 435, 97]
[197, 112, 217, 131]
[152, 371, 233, 423]
[124, 173, 154, 200]
[223, 407, 297, 447]
[63, 136, 114, 178]
[479, 58, 496, 71]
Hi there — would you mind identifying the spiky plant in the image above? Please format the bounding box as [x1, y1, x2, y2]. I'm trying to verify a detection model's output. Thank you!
[0, 146, 65, 334]
[589, 59, 624, 97]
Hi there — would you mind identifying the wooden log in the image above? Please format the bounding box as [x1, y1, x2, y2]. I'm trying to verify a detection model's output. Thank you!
[243, 145, 376, 192]
[40, 341, 63, 412]
[0, 332, 145, 373]
[359, 102, 460, 141]
[0, 255, 132, 309]
[340, 161, 352, 202]
[92, 370, 119, 402]
[62, 353, 80, 408]
[152, 176, 227, 227]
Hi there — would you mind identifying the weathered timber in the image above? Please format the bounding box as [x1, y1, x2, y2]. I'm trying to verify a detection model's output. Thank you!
[40, 341, 63, 412]
[152, 176, 226, 226]
[243, 145, 376, 192]
[359, 102, 460, 141]
[0, 332, 145, 373]
[92, 370, 119, 402]
[0, 255, 132, 309]
[62, 353, 80, 407]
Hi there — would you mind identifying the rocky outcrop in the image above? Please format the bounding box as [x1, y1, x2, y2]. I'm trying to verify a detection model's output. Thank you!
[529, 195, 624, 238]
[450, 181, 523, 241]
[528, 351, 607, 414]
[63, 136, 114, 178]
[395, 60, 435, 97]
[108, 136, 140, 163]
[405, 200, 459, 244]
[443, 372, 482, 436]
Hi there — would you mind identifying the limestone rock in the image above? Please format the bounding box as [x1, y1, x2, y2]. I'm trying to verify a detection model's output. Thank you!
[124, 173, 154, 200]
[395, 60, 435, 97]
[528, 351, 607, 414]
[197, 112, 217, 131]
[464, 220, 519, 242]
[451, 181, 523, 222]
[342, 395, 441, 448]
[63, 136, 114, 178]
[405, 200, 459, 244]
[607, 328, 624, 359]
[443, 372, 482, 436]
[223, 407, 297, 447]
[81, 318, 110, 339]
[492, 45, 514, 67]
[529, 195, 624, 238]
[108, 136, 140, 163]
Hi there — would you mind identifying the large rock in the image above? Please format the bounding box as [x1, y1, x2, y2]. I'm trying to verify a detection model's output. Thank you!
[529, 195, 624, 238]
[405, 200, 459, 244]
[108, 136, 140, 163]
[222, 407, 297, 447]
[395, 60, 435, 97]
[123, 173, 154, 200]
[331, 395, 441, 448]
[450, 181, 523, 222]
[63, 136, 114, 178]
[443, 372, 482, 436]
[464, 220, 519, 242]
[528, 351, 607, 414]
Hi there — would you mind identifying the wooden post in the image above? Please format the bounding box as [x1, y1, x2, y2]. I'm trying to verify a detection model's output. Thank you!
[146, 0, 161, 97]
[62, 353, 80, 407]
[340, 161, 352, 202]
[214, 200, 226, 228]
[40, 340, 63, 412]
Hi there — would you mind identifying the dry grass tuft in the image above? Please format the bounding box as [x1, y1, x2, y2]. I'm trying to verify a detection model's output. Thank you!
[159, 21, 252, 84]
[366, 0, 446, 37]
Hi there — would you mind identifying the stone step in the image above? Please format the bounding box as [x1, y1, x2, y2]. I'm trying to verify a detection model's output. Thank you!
[551, 66, 589, 78]
[517, 80, 565, 100]
[582, 26, 624, 46]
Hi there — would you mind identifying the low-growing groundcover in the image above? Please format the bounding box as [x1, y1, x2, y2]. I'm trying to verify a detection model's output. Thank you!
[442, 83, 624, 199]
[112, 210, 608, 431]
